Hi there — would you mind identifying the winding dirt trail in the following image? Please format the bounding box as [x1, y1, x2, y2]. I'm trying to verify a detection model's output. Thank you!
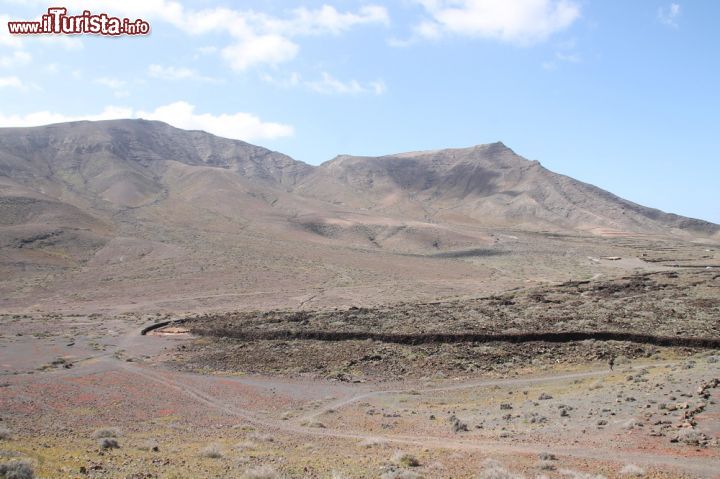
[6, 322, 719, 477]
[111, 358, 720, 477]
[100, 321, 720, 478]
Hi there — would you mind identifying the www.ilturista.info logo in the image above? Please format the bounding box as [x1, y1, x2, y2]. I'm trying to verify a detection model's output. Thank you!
[8, 8, 150, 36]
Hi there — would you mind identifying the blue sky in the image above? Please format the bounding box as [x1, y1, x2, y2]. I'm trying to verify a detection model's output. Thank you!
[1, 1, 718, 223]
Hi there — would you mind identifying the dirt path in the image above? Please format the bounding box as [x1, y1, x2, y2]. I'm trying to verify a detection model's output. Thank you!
[298, 361, 678, 423]
[108, 355, 719, 477]
[5, 322, 719, 477]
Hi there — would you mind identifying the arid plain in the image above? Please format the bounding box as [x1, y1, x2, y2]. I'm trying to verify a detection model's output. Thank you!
[1, 120, 719, 478]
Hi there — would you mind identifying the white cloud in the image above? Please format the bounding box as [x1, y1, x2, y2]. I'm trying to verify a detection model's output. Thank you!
[36, 35, 83, 50]
[221, 34, 299, 72]
[263, 71, 386, 95]
[260, 71, 302, 89]
[95, 77, 130, 97]
[148, 64, 219, 82]
[0, 50, 31, 68]
[0, 76, 24, 89]
[195, 46, 218, 56]
[541, 38, 581, 71]
[0, 14, 23, 48]
[658, 3, 681, 28]
[555, 51, 580, 63]
[414, 0, 581, 45]
[0, 106, 134, 126]
[0, 102, 294, 141]
[137, 101, 294, 140]
[28, 1, 388, 70]
[0, 12, 83, 53]
[307, 72, 367, 95]
[95, 77, 126, 89]
[257, 5, 390, 36]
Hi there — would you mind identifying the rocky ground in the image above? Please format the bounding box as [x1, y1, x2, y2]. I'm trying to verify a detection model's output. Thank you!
[1, 244, 719, 477]
[174, 270, 720, 381]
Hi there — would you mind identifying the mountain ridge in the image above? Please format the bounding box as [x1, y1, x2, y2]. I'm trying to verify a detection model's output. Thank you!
[1, 119, 717, 239]
[1, 118, 718, 313]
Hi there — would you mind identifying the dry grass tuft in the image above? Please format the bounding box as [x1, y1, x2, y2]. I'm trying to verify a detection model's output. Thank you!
[199, 443, 223, 459]
[559, 468, 606, 479]
[391, 451, 420, 467]
[248, 432, 275, 442]
[380, 470, 422, 479]
[359, 438, 387, 448]
[243, 465, 279, 479]
[620, 464, 645, 477]
[99, 438, 120, 450]
[92, 427, 121, 439]
[478, 459, 525, 479]
[0, 460, 34, 479]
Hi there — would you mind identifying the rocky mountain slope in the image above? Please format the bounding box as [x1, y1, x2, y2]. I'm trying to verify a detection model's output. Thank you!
[298, 143, 718, 237]
[0, 119, 717, 313]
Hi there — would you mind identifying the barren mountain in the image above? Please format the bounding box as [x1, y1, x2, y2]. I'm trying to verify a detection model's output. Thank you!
[0, 119, 717, 313]
[298, 143, 719, 237]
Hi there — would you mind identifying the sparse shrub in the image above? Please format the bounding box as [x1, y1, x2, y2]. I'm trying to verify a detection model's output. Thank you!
[392, 451, 420, 467]
[92, 427, 120, 439]
[449, 415, 469, 433]
[99, 438, 119, 449]
[0, 460, 35, 479]
[243, 465, 279, 479]
[674, 428, 706, 446]
[620, 464, 645, 477]
[248, 432, 274, 442]
[234, 441, 257, 451]
[359, 438, 386, 448]
[623, 419, 641, 430]
[0, 428, 10, 441]
[614, 356, 630, 366]
[200, 443, 223, 458]
[559, 468, 606, 479]
[381, 470, 422, 479]
[524, 412, 547, 424]
[538, 452, 557, 461]
[0, 460, 34, 479]
[477, 459, 525, 479]
[538, 393, 553, 400]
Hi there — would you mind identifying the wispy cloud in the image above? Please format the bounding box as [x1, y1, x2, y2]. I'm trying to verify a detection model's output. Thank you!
[0, 102, 294, 141]
[0, 50, 31, 68]
[0, 13, 82, 50]
[260, 72, 303, 89]
[658, 3, 681, 28]
[306, 72, 386, 95]
[409, 0, 581, 46]
[0, 76, 24, 89]
[262, 71, 386, 96]
[17, 1, 389, 71]
[95, 77, 126, 89]
[95, 77, 130, 98]
[221, 35, 299, 72]
[148, 64, 220, 83]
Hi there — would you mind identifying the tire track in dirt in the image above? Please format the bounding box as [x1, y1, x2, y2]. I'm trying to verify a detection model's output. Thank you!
[298, 362, 679, 423]
[112, 358, 720, 477]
